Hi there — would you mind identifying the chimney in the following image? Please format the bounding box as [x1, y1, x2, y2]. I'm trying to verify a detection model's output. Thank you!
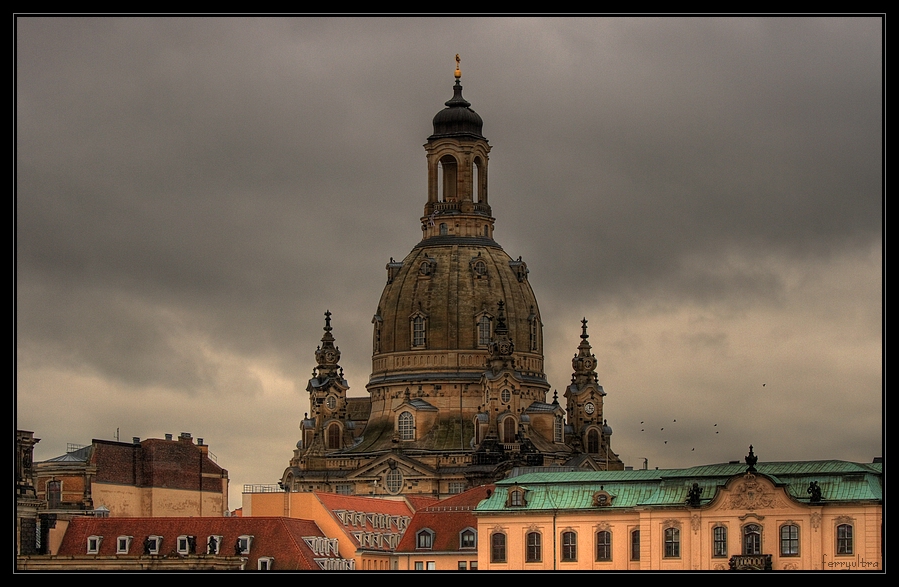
[179, 432, 193, 443]
[132, 437, 140, 445]
[165, 434, 173, 441]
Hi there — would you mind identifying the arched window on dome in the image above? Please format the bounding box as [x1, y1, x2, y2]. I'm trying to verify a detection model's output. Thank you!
[410, 312, 428, 348]
[478, 315, 491, 346]
[398, 411, 415, 441]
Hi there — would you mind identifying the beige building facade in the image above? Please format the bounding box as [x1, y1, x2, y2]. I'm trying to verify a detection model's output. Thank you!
[476, 450, 883, 571]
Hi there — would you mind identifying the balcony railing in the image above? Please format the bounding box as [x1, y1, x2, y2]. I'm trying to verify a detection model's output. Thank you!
[729, 554, 772, 570]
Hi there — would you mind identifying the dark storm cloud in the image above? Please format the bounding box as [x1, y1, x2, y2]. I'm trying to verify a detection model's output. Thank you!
[17, 16, 881, 504]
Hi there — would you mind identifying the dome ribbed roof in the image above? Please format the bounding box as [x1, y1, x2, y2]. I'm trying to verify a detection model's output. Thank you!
[429, 80, 484, 140]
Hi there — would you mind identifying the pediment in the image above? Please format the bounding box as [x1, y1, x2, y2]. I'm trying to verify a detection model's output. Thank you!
[714, 473, 793, 511]
[344, 453, 436, 480]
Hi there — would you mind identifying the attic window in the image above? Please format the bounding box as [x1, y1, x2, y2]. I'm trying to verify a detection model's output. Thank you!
[116, 536, 133, 554]
[593, 490, 613, 507]
[207, 535, 223, 555]
[417, 529, 434, 549]
[236, 535, 254, 555]
[258, 556, 275, 570]
[143, 535, 162, 555]
[506, 486, 528, 508]
[177, 535, 197, 555]
[460, 528, 477, 549]
[87, 535, 102, 554]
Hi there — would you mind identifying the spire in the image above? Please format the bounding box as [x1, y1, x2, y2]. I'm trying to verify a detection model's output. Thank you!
[572, 318, 598, 380]
[314, 310, 341, 377]
[429, 54, 484, 140]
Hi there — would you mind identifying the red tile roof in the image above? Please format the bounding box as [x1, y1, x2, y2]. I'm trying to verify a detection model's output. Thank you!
[57, 516, 344, 570]
[395, 485, 494, 553]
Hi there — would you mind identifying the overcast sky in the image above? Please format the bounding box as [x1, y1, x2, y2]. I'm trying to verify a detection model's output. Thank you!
[17, 16, 882, 510]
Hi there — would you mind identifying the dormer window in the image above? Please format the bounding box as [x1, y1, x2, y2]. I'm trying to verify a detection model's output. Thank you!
[460, 527, 477, 549]
[236, 535, 253, 555]
[410, 312, 428, 348]
[87, 535, 102, 554]
[116, 536, 133, 554]
[592, 489, 614, 507]
[258, 556, 275, 570]
[177, 535, 197, 555]
[417, 529, 435, 549]
[506, 486, 528, 508]
[207, 535, 223, 555]
[143, 535, 162, 555]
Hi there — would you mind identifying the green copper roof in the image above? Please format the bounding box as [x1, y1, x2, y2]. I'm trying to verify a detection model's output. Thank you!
[476, 459, 882, 513]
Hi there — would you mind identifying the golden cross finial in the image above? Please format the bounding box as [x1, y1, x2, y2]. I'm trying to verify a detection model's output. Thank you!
[455, 54, 461, 79]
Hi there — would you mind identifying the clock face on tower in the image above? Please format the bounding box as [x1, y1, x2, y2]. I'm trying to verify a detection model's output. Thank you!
[584, 402, 595, 415]
[326, 395, 337, 410]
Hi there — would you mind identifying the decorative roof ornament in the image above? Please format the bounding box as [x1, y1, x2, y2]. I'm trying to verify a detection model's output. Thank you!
[745, 445, 758, 474]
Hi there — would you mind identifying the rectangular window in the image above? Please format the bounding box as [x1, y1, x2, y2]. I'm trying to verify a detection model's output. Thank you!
[561, 531, 577, 561]
[470, 561, 478, 570]
[595, 531, 611, 561]
[87, 536, 101, 554]
[426, 561, 436, 570]
[458, 561, 467, 570]
[491, 533, 506, 563]
[837, 524, 853, 555]
[47, 480, 61, 509]
[415, 561, 423, 570]
[117, 536, 132, 554]
[631, 529, 640, 561]
[780, 525, 799, 556]
[664, 528, 680, 558]
[526, 532, 542, 563]
[713, 526, 728, 557]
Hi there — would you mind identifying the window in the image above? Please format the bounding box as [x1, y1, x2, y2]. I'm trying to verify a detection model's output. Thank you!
[596, 530, 611, 561]
[87, 535, 102, 554]
[491, 533, 506, 563]
[412, 315, 427, 347]
[836, 524, 853, 555]
[427, 561, 436, 570]
[439, 223, 448, 235]
[713, 526, 728, 557]
[742, 524, 761, 555]
[472, 259, 487, 278]
[478, 315, 492, 346]
[630, 530, 640, 561]
[664, 527, 680, 558]
[327, 422, 341, 449]
[177, 535, 196, 554]
[258, 556, 274, 570]
[460, 528, 476, 549]
[207, 535, 222, 554]
[116, 536, 133, 554]
[398, 411, 415, 440]
[508, 489, 525, 507]
[501, 388, 511, 403]
[417, 529, 434, 549]
[586, 429, 600, 453]
[554, 416, 564, 443]
[502, 417, 516, 443]
[143, 535, 162, 555]
[415, 561, 424, 570]
[458, 561, 466, 570]
[236, 535, 253, 555]
[335, 484, 354, 495]
[780, 524, 799, 556]
[526, 531, 542, 563]
[386, 468, 403, 494]
[528, 313, 539, 351]
[561, 531, 577, 562]
[47, 480, 61, 509]
[448, 481, 466, 494]
[470, 561, 478, 570]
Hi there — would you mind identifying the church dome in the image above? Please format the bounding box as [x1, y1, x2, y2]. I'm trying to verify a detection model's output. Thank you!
[429, 79, 485, 141]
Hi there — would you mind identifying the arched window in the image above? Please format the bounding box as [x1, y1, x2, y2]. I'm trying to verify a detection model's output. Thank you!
[439, 222, 448, 235]
[596, 530, 611, 561]
[398, 411, 414, 440]
[554, 416, 564, 443]
[439, 156, 457, 202]
[561, 531, 577, 561]
[526, 531, 542, 562]
[780, 524, 799, 556]
[478, 314, 492, 346]
[742, 524, 761, 555]
[411, 315, 427, 348]
[502, 417, 516, 443]
[836, 524, 853, 555]
[327, 423, 341, 449]
[713, 526, 728, 558]
[586, 429, 600, 453]
[664, 527, 680, 558]
[630, 529, 640, 561]
[491, 533, 506, 563]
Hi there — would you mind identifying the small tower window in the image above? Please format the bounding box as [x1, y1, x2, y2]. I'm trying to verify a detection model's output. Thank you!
[439, 222, 448, 235]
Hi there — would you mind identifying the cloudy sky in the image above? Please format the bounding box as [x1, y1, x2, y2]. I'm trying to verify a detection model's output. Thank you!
[17, 17, 882, 510]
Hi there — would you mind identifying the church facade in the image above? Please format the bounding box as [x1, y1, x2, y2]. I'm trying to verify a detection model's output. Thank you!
[280, 61, 623, 499]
